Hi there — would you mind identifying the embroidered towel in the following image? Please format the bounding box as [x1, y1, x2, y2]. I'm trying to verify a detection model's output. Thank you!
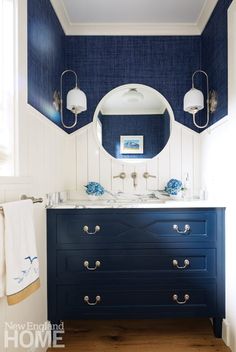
[0, 212, 5, 297]
[0, 200, 40, 305]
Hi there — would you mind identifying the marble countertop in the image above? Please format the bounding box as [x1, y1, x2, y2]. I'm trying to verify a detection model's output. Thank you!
[48, 199, 226, 209]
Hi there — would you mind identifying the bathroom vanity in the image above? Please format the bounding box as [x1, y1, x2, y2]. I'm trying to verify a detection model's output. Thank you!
[47, 204, 225, 337]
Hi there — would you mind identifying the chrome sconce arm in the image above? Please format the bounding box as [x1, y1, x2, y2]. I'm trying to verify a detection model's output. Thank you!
[184, 69, 218, 129]
[60, 69, 79, 129]
[54, 69, 87, 130]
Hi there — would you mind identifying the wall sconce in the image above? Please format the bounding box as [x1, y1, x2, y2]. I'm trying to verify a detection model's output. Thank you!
[54, 69, 87, 129]
[183, 70, 218, 129]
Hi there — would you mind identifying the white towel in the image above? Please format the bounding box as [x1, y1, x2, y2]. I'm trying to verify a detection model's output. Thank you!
[0, 212, 5, 297]
[0, 200, 40, 305]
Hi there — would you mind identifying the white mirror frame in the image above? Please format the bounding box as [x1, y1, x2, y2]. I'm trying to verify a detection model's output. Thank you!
[92, 83, 175, 165]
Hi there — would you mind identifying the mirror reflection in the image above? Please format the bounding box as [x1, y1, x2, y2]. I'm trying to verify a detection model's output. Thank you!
[94, 84, 172, 161]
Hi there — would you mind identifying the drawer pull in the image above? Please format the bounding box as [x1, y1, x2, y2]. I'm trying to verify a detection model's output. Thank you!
[84, 295, 101, 306]
[173, 294, 190, 305]
[84, 260, 101, 271]
[172, 259, 190, 269]
[83, 225, 100, 235]
[173, 224, 190, 234]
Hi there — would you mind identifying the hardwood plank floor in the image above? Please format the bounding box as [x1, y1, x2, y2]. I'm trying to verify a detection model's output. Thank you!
[48, 318, 231, 352]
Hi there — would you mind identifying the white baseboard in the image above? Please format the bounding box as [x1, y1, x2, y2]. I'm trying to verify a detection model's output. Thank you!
[222, 319, 235, 352]
[222, 319, 230, 346]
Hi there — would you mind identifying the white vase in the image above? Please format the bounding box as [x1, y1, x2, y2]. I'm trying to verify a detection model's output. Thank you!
[169, 191, 183, 200]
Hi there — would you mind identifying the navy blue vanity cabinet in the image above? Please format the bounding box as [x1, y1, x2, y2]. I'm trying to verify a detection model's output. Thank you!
[47, 208, 225, 338]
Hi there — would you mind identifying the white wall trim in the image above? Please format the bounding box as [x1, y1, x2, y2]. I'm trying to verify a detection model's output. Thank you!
[222, 319, 231, 349]
[63, 23, 201, 36]
[50, 0, 217, 36]
[50, 0, 68, 34]
[197, 0, 218, 33]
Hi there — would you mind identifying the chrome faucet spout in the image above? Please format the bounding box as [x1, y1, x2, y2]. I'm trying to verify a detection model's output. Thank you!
[131, 172, 138, 188]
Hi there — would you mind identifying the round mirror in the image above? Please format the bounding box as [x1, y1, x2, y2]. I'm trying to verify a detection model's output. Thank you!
[93, 84, 174, 163]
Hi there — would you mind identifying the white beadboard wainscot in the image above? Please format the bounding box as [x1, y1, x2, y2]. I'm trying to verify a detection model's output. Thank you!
[75, 121, 200, 197]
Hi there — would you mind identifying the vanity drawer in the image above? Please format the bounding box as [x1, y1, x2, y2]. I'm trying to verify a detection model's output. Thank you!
[56, 210, 217, 247]
[56, 248, 216, 280]
[57, 283, 217, 319]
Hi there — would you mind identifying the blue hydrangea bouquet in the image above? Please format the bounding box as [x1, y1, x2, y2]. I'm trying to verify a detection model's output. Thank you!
[165, 179, 183, 199]
[84, 182, 105, 198]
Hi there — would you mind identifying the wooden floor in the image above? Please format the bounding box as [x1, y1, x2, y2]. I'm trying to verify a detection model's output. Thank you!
[48, 318, 231, 352]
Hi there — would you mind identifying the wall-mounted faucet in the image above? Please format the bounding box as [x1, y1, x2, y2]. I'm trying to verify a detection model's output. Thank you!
[113, 172, 126, 180]
[143, 172, 156, 179]
[131, 172, 138, 188]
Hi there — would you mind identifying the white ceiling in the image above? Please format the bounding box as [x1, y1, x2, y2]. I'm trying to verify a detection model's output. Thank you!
[101, 85, 167, 116]
[62, 0, 206, 24]
[50, 0, 218, 35]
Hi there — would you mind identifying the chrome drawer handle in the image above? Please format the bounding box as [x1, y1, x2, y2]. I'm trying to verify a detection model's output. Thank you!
[84, 295, 101, 306]
[173, 294, 190, 305]
[173, 224, 190, 234]
[84, 260, 101, 271]
[83, 225, 100, 234]
[172, 259, 190, 269]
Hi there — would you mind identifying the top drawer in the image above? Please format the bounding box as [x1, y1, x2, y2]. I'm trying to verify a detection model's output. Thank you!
[55, 209, 217, 247]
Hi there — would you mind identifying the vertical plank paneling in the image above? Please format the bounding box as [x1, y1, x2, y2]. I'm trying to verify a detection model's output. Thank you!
[100, 149, 112, 191]
[75, 123, 200, 197]
[28, 114, 45, 191]
[158, 144, 170, 190]
[87, 127, 100, 182]
[123, 163, 135, 193]
[111, 160, 124, 192]
[182, 129, 194, 191]
[193, 133, 200, 197]
[170, 122, 182, 180]
[76, 130, 88, 194]
[146, 158, 159, 191]
[134, 163, 147, 194]
[64, 134, 77, 190]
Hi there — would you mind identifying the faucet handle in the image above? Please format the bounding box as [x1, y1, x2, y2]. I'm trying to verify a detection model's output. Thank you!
[143, 172, 156, 179]
[113, 172, 126, 179]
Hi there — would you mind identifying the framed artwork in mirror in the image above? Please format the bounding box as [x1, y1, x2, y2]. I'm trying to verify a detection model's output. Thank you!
[120, 135, 144, 154]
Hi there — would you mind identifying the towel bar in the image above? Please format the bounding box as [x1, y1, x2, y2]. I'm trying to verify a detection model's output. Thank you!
[0, 195, 43, 211]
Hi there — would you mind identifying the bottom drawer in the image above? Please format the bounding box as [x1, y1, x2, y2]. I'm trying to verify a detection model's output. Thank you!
[56, 284, 217, 320]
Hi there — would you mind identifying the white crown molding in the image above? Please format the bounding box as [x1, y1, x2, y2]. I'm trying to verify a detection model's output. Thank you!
[50, 0, 70, 34]
[65, 23, 201, 36]
[197, 0, 218, 33]
[50, 0, 217, 36]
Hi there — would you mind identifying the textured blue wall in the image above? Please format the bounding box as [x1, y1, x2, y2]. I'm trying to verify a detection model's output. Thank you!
[99, 113, 170, 159]
[200, 0, 232, 128]
[27, 0, 65, 126]
[27, 0, 232, 133]
[65, 36, 201, 133]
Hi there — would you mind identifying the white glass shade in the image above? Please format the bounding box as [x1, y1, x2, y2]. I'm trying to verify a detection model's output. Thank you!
[122, 88, 144, 103]
[183, 88, 204, 114]
[66, 87, 87, 114]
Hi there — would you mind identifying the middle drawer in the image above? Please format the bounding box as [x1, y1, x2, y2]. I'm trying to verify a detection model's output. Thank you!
[57, 248, 216, 280]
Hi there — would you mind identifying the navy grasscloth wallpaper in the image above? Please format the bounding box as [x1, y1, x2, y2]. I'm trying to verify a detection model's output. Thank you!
[201, 0, 232, 127]
[27, 0, 232, 134]
[65, 36, 201, 133]
[99, 113, 170, 159]
[27, 0, 65, 126]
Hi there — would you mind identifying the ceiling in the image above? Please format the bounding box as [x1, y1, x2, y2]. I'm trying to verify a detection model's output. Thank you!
[50, 0, 218, 35]
[101, 85, 167, 116]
